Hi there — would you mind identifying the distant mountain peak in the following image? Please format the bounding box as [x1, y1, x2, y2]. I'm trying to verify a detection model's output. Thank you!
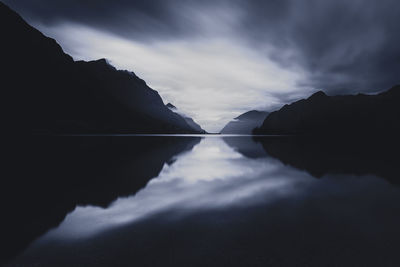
[254, 85, 400, 135]
[166, 103, 177, 109]
[221, 110, 269, 134]
[235, 110, 269, 120]
[308, 90, 327, 100]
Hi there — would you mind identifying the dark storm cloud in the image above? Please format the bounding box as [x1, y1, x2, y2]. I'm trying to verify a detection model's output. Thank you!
[4, 0, 400, 94]
[238, 0, 400, 93]
[3, 0, 200, 39]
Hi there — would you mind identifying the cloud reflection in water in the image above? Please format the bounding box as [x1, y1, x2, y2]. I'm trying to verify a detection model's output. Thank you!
[42, 137, 313, 240]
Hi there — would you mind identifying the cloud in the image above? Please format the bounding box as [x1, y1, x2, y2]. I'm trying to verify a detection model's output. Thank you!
[35, 20, 305, 132]
[4, 0, 224, 41]
[5, 0, 400, 130]
[238, 0, 400, 93]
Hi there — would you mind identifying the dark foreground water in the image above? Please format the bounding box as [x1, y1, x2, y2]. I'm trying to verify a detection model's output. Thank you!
[3, 135, 400, 266]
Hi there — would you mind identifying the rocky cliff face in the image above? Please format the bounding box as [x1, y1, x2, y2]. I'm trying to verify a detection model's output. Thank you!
[254, 85, 400, 136]
[1, 2, 200, 134]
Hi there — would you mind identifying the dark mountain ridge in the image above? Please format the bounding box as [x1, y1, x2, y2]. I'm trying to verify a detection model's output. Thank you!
[254, 85, 400, 136]
[220, 110, 269, 134]
[1, 2, 201, 134]
[166, 103, 206, 133]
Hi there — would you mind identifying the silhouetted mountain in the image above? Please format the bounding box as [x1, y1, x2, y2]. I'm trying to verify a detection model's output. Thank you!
[254, 136, 399, 184]
[254, 85, 400, 135]
[220, 110, 269, 134]
[1, 2, 200, 134]
[166, 103, 206, 133]
[1, 135, 201, 264]
[185, 117, 206, 133]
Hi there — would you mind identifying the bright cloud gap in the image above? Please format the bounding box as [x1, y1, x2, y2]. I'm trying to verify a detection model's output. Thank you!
[35, 22, 306, 132]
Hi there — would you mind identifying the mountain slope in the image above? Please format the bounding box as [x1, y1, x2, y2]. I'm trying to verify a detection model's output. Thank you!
[254, 85, 400, 135]
[166, 103, 206, 133]
[220, 110, 269, 134]
[1, 2, 199, 134]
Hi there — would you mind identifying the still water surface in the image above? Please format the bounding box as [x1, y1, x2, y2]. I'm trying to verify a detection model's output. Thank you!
[7, 136, 400, 266]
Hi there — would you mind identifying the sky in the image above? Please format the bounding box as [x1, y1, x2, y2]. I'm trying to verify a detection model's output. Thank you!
[5, 0, 400, 132]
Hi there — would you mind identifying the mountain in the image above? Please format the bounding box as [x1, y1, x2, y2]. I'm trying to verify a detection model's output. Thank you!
[166, 103, 206, 133]
[1, 2, 200, 134]
[220, 110, 269, 134]
[254, 85, 400, 136]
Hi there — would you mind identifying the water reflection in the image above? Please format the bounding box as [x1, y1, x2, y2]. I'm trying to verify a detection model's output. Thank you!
[222, 136, 268, 158]
[6, 136, 400, 267]
[254, 136, 400, 183]
[2, 135, 200, 264]
[41, 138, 301, 240]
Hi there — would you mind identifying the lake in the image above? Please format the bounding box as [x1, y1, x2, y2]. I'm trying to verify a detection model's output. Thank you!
[3, 135, 400, 266]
